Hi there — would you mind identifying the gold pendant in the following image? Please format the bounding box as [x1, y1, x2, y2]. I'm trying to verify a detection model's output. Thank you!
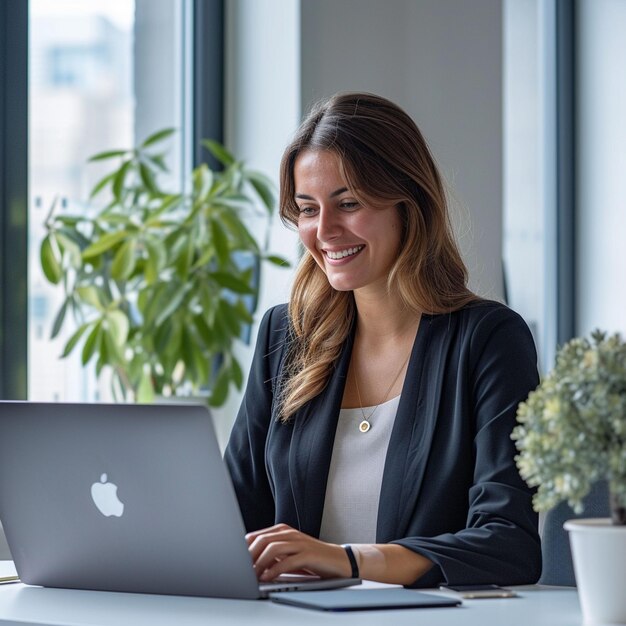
[359, 420, 371, 433]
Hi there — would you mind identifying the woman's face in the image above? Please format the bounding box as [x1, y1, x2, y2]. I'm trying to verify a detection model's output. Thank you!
[294, 149, 402, 296]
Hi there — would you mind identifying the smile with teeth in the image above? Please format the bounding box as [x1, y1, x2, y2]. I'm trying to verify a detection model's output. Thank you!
[325, 245, 364, 260]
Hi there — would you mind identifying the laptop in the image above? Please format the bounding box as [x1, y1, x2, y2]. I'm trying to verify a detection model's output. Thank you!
[0, 401, 359, 598]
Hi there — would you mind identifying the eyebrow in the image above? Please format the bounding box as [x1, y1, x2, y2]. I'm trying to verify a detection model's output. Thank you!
[295, 187, 348, 200]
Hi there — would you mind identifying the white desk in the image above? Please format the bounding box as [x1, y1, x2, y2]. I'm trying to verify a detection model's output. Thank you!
[0, 581, 582, 626]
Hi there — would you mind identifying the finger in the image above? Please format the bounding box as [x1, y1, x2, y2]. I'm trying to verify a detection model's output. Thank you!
[259, 553, 313, 582]
[245, 523, 292, 545]
[254, 540, 301, 576]
[248, 528, 302, 561]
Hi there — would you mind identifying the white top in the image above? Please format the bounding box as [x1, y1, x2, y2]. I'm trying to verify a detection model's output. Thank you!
[318, 395, 400, 545]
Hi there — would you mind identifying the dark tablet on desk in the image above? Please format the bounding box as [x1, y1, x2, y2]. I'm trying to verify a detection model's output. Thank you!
[269, 588, 462, 611]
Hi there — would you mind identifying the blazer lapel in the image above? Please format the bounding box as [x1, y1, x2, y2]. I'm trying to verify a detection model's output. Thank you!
[288, 328, 355, 537]
[377, 314, 448, 542]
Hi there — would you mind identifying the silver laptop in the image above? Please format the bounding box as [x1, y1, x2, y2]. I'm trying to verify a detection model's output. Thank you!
[0, 401, 358, 598]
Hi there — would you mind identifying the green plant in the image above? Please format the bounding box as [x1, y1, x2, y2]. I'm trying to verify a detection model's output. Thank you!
[512, 330, 626, 524]
[40, 128, 288, 406]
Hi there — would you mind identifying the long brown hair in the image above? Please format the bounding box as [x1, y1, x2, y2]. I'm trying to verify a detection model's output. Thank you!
[278, 92, 477, 420]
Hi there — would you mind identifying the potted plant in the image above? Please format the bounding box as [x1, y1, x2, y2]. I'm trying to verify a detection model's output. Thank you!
[512, 330, 626, 624]
[40, 129, 288, 407]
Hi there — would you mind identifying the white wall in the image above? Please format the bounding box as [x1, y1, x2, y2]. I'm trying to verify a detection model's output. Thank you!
[216, 0, 301, 448]
[576, 0, 626, 337]
[135, 0, 188, 188]
[503, 0, 555, 372]
[224, 0, 301, 312]
[300, 0, 504, 299]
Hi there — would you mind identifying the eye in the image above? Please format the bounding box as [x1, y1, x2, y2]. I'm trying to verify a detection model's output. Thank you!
[339, 201, 360, 211]
[297, 205, 318, 217]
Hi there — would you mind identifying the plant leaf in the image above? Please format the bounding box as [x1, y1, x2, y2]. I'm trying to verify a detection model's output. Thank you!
[193, 341, 210, 388]
[57, 226, 91, 250]
[111, 238, 137, 281]
[246, 170, 275, 214]
[141, 127, 176, 148]
[40, 235, 63, 284]
[193, 163, 214, 200]
[136, 367, 155, 403]
[112, 160, 132, 202]
[265, 254, 291, 267]
[106, 310, 129, 346]
[81, 322, 102, 365]
[140, 283, 167, 328]
[90, 171, 117, 199]
[50, 299, 69, 339]
[82, 230, 129, 259]
[144, 238, 166, 284]
[202, 139, 236, 167]
[210, 218, 230, 267]
[209, 362, 230, 407]
[231, 355, 243, 389]
[180, 327, 199, 383]
[60, 323, 89, 357]
[232, 299, 254, 324]
[219, 211, 260, 253]
[139, 162, 160, 195]
[88, 149, 128, 162]
[76, 286, 104, 310]
[154, 318, 178, 356]
[155, 285, 188, 328]
[102, 327, 124, 364]
[148, 153, 169, 172]
[210, 197, 250, 211]
[54, 214, 84, 227]
[174, 236, 194, 280]
[193, 314, 215, 349]
[55, 231, 82, 268]
[218, 300, 241, 337]
[210, 272, 254, 294]
[95, 341, 107, 377]
[96, 213, 133, 227]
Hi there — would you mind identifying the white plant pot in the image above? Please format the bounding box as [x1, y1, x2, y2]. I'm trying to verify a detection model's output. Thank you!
[565, 518, 626, 625]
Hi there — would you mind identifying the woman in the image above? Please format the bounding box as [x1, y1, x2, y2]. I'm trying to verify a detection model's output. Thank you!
[224, 92, 541, 587]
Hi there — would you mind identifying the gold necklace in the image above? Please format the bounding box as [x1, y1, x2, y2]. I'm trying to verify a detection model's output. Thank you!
[353, 352, 411, 433]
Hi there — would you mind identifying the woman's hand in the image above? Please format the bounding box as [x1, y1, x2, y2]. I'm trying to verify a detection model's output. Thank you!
[245, 523, 352, 582]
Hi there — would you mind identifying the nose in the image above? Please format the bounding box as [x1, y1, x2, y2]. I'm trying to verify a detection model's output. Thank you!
[317, 206, 342, 242]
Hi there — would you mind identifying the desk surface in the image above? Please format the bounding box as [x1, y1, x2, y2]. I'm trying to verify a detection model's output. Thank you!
[0, 582, 581, 626]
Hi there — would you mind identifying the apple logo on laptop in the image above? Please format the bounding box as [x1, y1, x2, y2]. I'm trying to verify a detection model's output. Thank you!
[91, 473, 124, 517]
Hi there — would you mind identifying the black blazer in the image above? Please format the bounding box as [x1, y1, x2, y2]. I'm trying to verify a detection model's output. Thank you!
[224, 301, 542, 587]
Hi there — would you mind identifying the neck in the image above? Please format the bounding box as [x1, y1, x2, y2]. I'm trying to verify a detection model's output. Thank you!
[342, 287, 420, 411]
[353, 288, 421, 345]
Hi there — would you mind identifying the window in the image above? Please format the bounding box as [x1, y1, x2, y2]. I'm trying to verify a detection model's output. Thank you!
[28, 0, 193, 401]
[503, 0, 577, 373]
[576, 0, 626, 337]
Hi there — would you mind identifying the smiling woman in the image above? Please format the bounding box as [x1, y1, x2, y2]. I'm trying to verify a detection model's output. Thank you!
[224, 92, 542, 588]
[294, 149, 403, 295]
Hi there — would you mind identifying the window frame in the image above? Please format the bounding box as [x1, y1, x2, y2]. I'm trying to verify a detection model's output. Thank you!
[555, 0, 576, 345]
[0, 0, 28, 400]
[193, 0, 224, 166]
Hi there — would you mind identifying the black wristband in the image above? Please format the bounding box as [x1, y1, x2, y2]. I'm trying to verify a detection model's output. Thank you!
[341, 544, 360, 579]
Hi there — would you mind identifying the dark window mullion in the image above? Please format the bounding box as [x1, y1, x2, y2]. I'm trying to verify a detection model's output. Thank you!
[193, 0, 224, 168]
[0, 0, 28, 399]
[556, 0, 576, 344]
